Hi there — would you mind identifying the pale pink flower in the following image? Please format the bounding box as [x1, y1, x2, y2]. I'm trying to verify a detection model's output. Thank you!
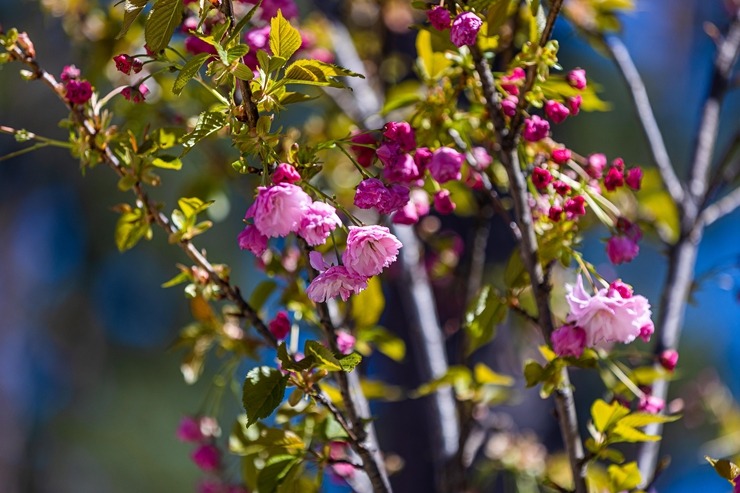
[247, 184, 311, 238]
[450, 12, 482, 48]
[336, 330, 356, 354]
[238, 224, 268, 256]
[429, 147, 464, 183]
[298, 201, 342, 246]
[272, 163, 301, 184]
[306, 266, 368, 302]
[471, 146, 493, 169]
[551, 325, 586, 357]
[343, 225, 402, 277]
[566, 276, 653, 348]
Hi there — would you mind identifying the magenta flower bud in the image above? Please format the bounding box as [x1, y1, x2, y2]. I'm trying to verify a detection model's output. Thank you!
[501, 68, 525, 95]
[551, 147, 571, 165]
[616, 217, 643, 241]
[343, 225, 402, 277]
[450, 12, 482, 48]
[554, 180, 571, 196]
[272, 163, 301, 184]
[659, 349, 679, 371]
[238, 224, 268, 256]
[306, 266, 369, 302]
[532, 167, 553, 190]
[60, 64, 80, 81]
[269, 311, 291, 340]
[501, 95, 518, 116]
[606, 235, 639, 265]
[548, 206, 563, 222]
[551, 325, 586, 357]
[626, 167, 643, 190]
[336, 330, 356, 355]
[427, 6, 452, 30]
[608, 280, 633, 299]
[544, 100, 570, 124]
[586, 153, 607, 179]
[429, 147, 464, 183]
[191, 444, 221, 471]
[122, 83, 149, 103]
[414, 147, 433, 172]
[350, 132, 377, 168]
[433, 189, 456, 214]
[564, 195, 586, 219]
[113, 54, 134, 75]
[298, 201, 342, 246]
[383, 121, 416, 152]
[64, 79, 93, 105]
[638, 395, 665, 414]
[176, 416, 203, 442]
[567, 95, 582, 115]
[604, 166, 624, 191]
[522, 115, 550, 142]
[566, 68, 587, 90]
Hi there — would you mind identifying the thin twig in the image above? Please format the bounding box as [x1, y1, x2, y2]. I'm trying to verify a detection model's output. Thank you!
[221, 0, 259, 128]
[701, 185, 740, 226]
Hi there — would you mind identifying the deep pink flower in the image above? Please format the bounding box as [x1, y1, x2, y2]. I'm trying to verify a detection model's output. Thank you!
[544, 100, 570, 124]
[532, 167, 552, 190]
[64, 79, 93, 105]
[238, 224, 269, 256]
[586, 153, 607, 179]
[450, 12, 482, 47]
[298, 201, 342, 246]
[380, 148, 419, 183]
[564, 195, 586, 219]
[114, 54, 134, 74]
[383, 121, 416, 152]
[548, 205, 563, 222]
[392, 189, 429, 225]
[551, 147, 571, 165]
[243, 25, 271, 68]
[184, 35, 218, 56]
[626, 167, 643, 190]
[60, 65, 80, 81]
[414, 147, 432, 173]
[429, 147, 464, 183]
[604, 166, 624, 191]
[608, 280, 633, 299]
[306, 266, 368, 302]
[567, 95, 582, 115]
[501, 95, 518, 116]
[433, 189, 456, 214]
[343, 225, 402, 277]
[638, 394, 665, 414]
[501, 68, 525, 95]
[350, 132, 377, 168]
[616, 217, 643, 241]
[176, 416, 203, 442]
[554, 181, 571, 196]
[522, 115, 550, 142]
[567, 68, 587, 90]
[241, 0, 299, 21]
[269, 311, 291, 340]
[659, 349, 679, 371]
[606, 235, 639, 264]
[566, 276, 653, 348]
[191, 444, 221, 471]
[354, 179, 387, 210]
[247, 183, 312, 238]
[383, 184, 411, 214]
[121, 83, 149, 103]
[639, 323, 654, 342]
[427, 6, 452, 30]
[551, 325, 587, 357]
[336, 330, 356, 354]
[272, 162, 301, 184]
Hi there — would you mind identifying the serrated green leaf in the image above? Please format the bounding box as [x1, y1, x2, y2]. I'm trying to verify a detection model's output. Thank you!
[115, 207, 151, 252]
[180, 111, 227, 153]
[257, 454, 301, 493]
[607, 462, 641, 492]
[178, 197, 213, 217]
[591, 399, 630, 433]
[611, 423, 659, 443]
[464, 285, 507, 355]
[277, 343, 314, 372]
[174, 53, 211, 96]
[619, 412, 680, 428]
[705, 456, 740, 481]
[151, 154, 182, 169]
[145, 0, 184, 53]
[282, 59, 363, 88]
[232, 63, 255, 81]
[242, 366, 288, 426]
[118, 0, 149, 39]
[269, 10, 301, 60]
[339, 353, 362, 372]
[473, 362, 514, 386]
[305, 340, 342, 371]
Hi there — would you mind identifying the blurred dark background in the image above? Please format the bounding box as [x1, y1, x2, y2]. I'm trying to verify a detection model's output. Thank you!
[1, 0, 739, 492]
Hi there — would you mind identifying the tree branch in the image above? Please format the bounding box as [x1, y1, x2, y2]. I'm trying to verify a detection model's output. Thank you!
[603, 34, 685, 204]
[701, 185, 740, 226]
[222, 0, 259, 128]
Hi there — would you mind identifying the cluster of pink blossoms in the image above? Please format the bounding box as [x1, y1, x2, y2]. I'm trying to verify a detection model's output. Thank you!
[426, 7, 483, 48]
[60, 65, 93, 106]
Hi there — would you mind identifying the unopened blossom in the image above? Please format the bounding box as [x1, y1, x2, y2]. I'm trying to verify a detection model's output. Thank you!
[247, 183, 311, 238]
[434, 189, 456, 214]
[298, 201, 342, 246]
[551, 147, 571, 165]
[606, 235, 639, 264]
[122, 83, 149, 103]
[177, 416, 203, 442]
[608, 279, 633, 299]
[336, 330, 356, 354]
[566, 276, 653, 348]
[429, 147, 464, 183]
[544, 100, 570, 123]
[269, 311, 291, 340]
[548, 205, 563, 222]
[567, 94, 582, 115]
[343, 225, 402, 277]
[113, 54, 143, 75]
[554, 181, 571, 196]
[191, 444, 221, 471]
[604, 166, 624, 191]
[522, 115, 550, 142]
[626, 167, 643, 190]
[659, 349, 679, 371]
[427, 6, 452, 30]
[638, 394, 665, 414]
[551, 325, 587, 357]
[350, 132, 377, 168]
[60, 65, 80, 81]
[450, 12, 482, 47]
[639, 323, 654, 342]
[306, 266, 368, 302]
[501, 68, 525, 95]
[414, 147, 433, 173]
[586, 153, 607, 179]
[238, 224, 269, 256]
[64, 79, 93, 105]
[383, 121, 416, 152]
[612, 157, 625, 170]
[567, 68, 587, 90]
[383, 152, 420, 183]
[532, 167, 552, 190]
[272, 163, 301, 184]
[501, 95, 518, 116]
[564, 195, 586, 219]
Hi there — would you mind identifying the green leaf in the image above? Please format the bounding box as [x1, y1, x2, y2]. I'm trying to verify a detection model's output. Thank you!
[242, 366, 288, 426]
[503, 250, 528, 288]
[705, 456, 740, 481]
[118, 0, 149, 39]
[304, 340, 342, 371]
[180, 111, 228, 153]
[269, 10, 301, 60]
[283, 59, 363, 88]
[250, 280, 278, 309]
[619, 412, 680, 428]
[178, 197, 213, 217]
[611, 423, 659, 443]
[277, 343, 314, 372]
[232, 63, 255, 81]
[257, 455, 301, 493]
[151, 154, 182, 169]
[338, 353, 362, 372]
[356, 326, 406, 362]
[351, 276, 385, 328]
[415, 29, 451, 80]
[174, 53, 211, 95]
[607, 462, 641, 493]
[415, 366, 473, 398]
[464, 285, 507, 355]
[144, 0, 184, 53]
[115, 208, 151, 252]
[523, 360, 544, 387]
[473, 363, 514, 386]
[591, 399, 630, 433]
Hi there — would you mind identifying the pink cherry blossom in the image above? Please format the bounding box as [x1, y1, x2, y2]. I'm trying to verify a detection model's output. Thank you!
[551, 147, 571, 165]
[626, 167, 643, 190]
[64, 79, 93, 105]
[551, 325, 586, 357]
[336, 330, 356, 354]
[604, 166, 624, 191]
[532, 167, 552, 190]
[429, 147, 464, 183]
[544, 100, 570, 123]
[501, 95, 518, 116]
[247, 183, 311, 238]
[350, 132, 377, 168]
[566, 276, 653, 348]
[383, 121, 416, 152]
[522, 115, 550, 142]
[659, 349, 679, 371]
[176, 416, 203, 442]
[238, 224, 269, 256]
[450, 12, 482, 47]
[567, 95, 582, 115]
[427, 6, 452, 30]
[433, 189, 456, 214]
[567, 68, 587, 90]
[298, 201, 342, 246]
[60, 65, 80, 81]
[638, 394, 665, 414]
[272, 163, 301, 184]
[343, 225, 402, 277]
[382, 151, 420, 184]
[606, 235, 639, 265]
[586, 153, 607, 179]
[191, 444, 221, 471]
[269, 311, 291, 340]
[306, 266, 369, 302]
